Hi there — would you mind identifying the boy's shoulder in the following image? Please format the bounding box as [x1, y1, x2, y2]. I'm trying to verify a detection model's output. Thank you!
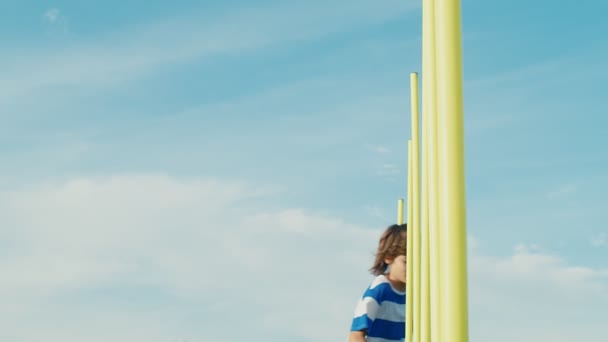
[362, 275, 404, 303]
[368, 274, 390, 290]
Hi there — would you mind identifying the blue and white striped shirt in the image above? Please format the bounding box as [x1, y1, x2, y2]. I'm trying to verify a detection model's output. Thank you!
[351, 274, 406, 342]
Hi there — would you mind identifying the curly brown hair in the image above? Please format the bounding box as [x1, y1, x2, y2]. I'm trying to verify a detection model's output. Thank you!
[369, 224, 407, 276]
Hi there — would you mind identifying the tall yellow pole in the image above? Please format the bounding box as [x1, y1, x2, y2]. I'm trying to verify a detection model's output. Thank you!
[430, 68, 443, 341]
[406, 141, 413, 342]
[419, 81, 431, 342]
[398, 198, 405, 225]
[422, 0, 442, 341]
[436, 0, 469, 341]
[410, 76, 421, 342]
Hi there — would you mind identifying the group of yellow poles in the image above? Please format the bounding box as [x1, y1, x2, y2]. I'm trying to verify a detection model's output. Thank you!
[396, 0, 469, 342]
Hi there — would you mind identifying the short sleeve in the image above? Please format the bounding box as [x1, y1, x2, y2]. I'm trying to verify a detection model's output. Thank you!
[350, 284, 384, 331]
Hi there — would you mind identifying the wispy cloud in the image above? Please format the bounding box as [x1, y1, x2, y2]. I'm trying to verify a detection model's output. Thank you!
[42, 8, 69, 34]
[546, 183, 578, 199]
[44, 9, 61, 24]
[366, 143, 392, 155]
[2, 1, 419, 105]
[591, 232, 607, 248]
[365, 205, 392, 223]
[377, 163, 400, 176]
[463, 43, 608, 136]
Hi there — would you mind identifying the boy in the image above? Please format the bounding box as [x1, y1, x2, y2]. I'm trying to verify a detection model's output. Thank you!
[348, 224, 407, 342]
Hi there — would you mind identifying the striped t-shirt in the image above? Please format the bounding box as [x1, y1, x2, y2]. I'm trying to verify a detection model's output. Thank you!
[350, 274, 406, 342]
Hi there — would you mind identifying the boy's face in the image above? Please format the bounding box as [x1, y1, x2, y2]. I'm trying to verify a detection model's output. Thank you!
[385, 254, 407, 284]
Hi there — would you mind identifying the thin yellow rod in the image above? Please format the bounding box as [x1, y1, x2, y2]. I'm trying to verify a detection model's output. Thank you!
[422, 0, 442, 341]
[411, 83, 421, 342]
[436, 0, 469, 341]
[398, 198, 405, 225]
[406, 141, 414, 342]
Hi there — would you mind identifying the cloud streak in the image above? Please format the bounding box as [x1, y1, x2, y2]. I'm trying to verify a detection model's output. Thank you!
[2, 0, 419, 105]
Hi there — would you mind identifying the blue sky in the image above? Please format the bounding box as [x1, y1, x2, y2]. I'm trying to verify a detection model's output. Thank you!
[1, 1, 607, 341]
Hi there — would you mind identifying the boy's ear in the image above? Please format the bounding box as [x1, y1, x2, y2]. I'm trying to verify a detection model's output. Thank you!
[384, 257, 394, 265]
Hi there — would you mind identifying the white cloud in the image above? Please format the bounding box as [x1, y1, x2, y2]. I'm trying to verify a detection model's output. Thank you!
[468, 240, 608, 342]
[0, 174, 377, 341]
[1, 175, 606, 341]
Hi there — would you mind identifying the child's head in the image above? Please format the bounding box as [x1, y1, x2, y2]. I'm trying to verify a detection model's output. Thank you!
[369, 224, 407, 277]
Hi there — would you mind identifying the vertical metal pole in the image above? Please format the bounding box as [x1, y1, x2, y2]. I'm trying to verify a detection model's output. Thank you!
[422, 0, 442, 341]
[436, 0, 469, 341]
[411, 75, 421, 342]
[406, 141, 414, 342]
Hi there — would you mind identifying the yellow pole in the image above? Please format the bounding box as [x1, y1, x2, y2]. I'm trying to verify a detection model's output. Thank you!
[406, 141, 413, 342]
[419, 97, 431, 342]
[430, 66, 443, 342]
[411, 81, 421, 342]
[422, 0, 442, 341]
[398, 198, 405, 225]
[436, 0, 469, 341]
